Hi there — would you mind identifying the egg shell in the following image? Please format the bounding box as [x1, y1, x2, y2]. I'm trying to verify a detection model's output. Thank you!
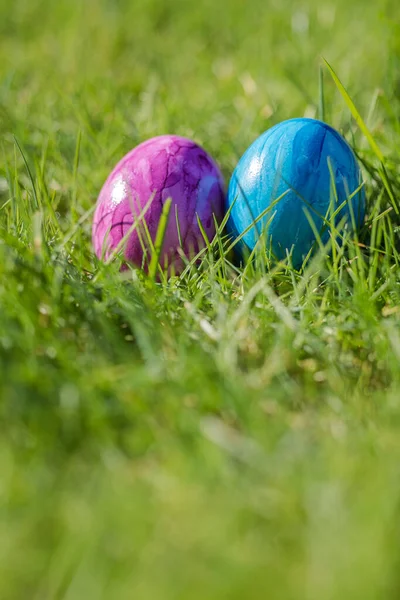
[227, 118, 365, 267]
[93, 135, 225, 274]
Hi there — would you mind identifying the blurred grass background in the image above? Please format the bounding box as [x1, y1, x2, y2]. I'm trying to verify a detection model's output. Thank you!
[1, 0, 400, 598]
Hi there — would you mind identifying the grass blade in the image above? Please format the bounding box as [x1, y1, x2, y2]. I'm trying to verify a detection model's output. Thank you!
[323, 59, 383, 161]
[148, 197, 172, 281]
[319, 65, 325, 122]
[13, 135, 39, 210]
[323, 58, 399, 214]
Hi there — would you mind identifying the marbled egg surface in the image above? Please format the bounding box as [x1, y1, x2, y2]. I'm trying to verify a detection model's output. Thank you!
[227, 118, 365, 267]
[93, 135, 225, 273]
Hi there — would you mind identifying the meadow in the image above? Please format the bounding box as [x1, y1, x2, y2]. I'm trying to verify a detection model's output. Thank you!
[1, 0, 400, 597]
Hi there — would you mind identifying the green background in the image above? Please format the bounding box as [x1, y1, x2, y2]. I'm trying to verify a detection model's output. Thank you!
[1, 0, 400, 598]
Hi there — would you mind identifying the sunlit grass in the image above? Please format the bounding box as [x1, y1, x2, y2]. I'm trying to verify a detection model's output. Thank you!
[0, 0, 400, 598]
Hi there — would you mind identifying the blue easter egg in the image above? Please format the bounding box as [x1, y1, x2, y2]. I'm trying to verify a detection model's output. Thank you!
[227, 118, 365, 267]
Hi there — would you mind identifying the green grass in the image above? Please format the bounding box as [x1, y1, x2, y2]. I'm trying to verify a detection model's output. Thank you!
[1, 0, 400, 597]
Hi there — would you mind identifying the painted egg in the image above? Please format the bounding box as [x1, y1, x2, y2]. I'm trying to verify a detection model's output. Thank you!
[93, 135, 225, 274]
[226, 118, 365, 268]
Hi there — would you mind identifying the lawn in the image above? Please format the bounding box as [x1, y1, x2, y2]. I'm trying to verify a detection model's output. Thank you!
[1, 0, 400, 598]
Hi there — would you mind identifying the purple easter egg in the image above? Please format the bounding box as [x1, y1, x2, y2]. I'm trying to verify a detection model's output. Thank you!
[92, 135, 225, 274]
